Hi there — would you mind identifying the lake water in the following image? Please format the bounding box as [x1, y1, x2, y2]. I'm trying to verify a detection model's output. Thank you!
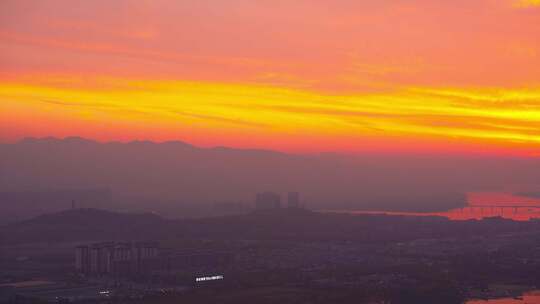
[467, 290, 540, 303]
[322, 192, 540, 221]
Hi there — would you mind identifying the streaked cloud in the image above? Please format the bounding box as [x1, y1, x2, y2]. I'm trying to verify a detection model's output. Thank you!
[2, 78, 540, 155]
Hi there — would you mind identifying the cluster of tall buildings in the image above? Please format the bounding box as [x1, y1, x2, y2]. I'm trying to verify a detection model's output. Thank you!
[75, 242, 235, 279]
[255, 192, 301, 210]
[75, 242, 159, 275]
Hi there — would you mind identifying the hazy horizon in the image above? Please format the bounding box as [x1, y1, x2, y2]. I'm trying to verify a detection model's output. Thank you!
[2, 136, 540, 223]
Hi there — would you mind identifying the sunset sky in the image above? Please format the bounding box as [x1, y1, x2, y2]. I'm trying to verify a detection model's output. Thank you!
[1, 0, 540, 155]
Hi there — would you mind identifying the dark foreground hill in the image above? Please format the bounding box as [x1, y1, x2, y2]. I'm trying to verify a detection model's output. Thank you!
[0, 208, 171, 244]
[2, 208, 539, 245]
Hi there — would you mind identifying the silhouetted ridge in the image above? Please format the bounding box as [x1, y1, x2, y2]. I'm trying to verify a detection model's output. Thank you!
[1, 208, 168, 243]
[1, 207, 534, 246]
[19, 136, 195, 148]
[20, 208, 163, 225]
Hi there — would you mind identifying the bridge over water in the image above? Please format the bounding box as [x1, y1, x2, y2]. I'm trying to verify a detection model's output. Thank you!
[459, 203, 540, 215]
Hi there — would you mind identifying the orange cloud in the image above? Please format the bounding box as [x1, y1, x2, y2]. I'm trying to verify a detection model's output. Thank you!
[514, 0, 540, 7]
[1, 78, 540, 156]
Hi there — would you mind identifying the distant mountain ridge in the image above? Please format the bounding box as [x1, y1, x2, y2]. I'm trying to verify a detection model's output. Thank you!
[17, 136, 282, 154]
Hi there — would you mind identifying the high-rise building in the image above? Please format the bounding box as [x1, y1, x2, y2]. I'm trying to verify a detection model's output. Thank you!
[132, 241, 159, 273]
[89, 242, 114, 274]
[255, 192, 281, 210]
[75, 245, 90, 273]
[287, 192, 300, 208]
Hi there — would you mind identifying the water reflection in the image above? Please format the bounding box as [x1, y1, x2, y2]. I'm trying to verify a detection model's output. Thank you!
[467, 290, 540, 303]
